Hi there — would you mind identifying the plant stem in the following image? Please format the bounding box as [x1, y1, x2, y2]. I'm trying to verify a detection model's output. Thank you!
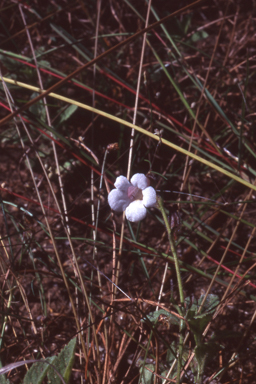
[157, 197, 185, 384]
[157, 197, 184, 305]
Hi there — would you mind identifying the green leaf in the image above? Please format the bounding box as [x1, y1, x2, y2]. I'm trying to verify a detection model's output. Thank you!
[184, 296, 197, 318]
[195, 342, 221, 382]
[0, 126, 19, 144]
[47, 337, 76, 384]
[0, 360, 10, 384]
[57, 104, 78, 126]
[189, 30, 208, 42]
[0, 54, 23, 71]
[0, 375, 10, 384]
[160, 369, 174, 383]
[212, 330, 242, 342]
[185, 294, 220, 346]
[179, 14, 192, 35]
[0, 372, 10, 384]
[38, 60, 51, 68]
[195, 343, 208, 382]
[142, 309, 180, 326]
[23, 357, 56, 384]
[139, 364, 154, 384]
[198, 294, 219, 314]
[188, 313, 212, 346]
[166, 341, 177, 364]
[29, 92, 47, 124]
[185, 294, 219, 322]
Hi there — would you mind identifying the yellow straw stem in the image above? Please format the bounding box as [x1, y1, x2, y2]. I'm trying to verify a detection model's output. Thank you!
[1, 76, 256, 192]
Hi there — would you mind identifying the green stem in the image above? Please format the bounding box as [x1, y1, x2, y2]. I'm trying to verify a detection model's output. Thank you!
[157, 197, 184, 305]
[157, 197, 185, 384]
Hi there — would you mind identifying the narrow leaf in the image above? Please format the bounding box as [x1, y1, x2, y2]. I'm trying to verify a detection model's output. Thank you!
[58, 105, 78, 125]
[47, 338, 76, 384]
[139, 364, 154, 384]
[23, 357, 56, 384]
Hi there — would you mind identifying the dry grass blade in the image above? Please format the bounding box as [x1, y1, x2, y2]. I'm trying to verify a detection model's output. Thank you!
[0, 0, 205, 127]
[1, 77, 256, 191]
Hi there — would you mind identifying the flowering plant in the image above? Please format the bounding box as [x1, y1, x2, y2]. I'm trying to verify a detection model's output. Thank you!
[108, 173, 156, 222]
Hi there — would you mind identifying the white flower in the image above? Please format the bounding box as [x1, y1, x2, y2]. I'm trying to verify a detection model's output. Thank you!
[108, 173, 156, 222]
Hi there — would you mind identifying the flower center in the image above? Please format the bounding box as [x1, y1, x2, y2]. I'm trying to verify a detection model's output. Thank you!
[127, 186, 143, 201]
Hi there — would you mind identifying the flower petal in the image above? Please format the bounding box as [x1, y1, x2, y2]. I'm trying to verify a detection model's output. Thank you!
[108, 189, 130, 212]
[130, 173, 149, 190]
[142, 186, 156, 208]
[114, 175, 131, 191]
[125, 200, 147, 222]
